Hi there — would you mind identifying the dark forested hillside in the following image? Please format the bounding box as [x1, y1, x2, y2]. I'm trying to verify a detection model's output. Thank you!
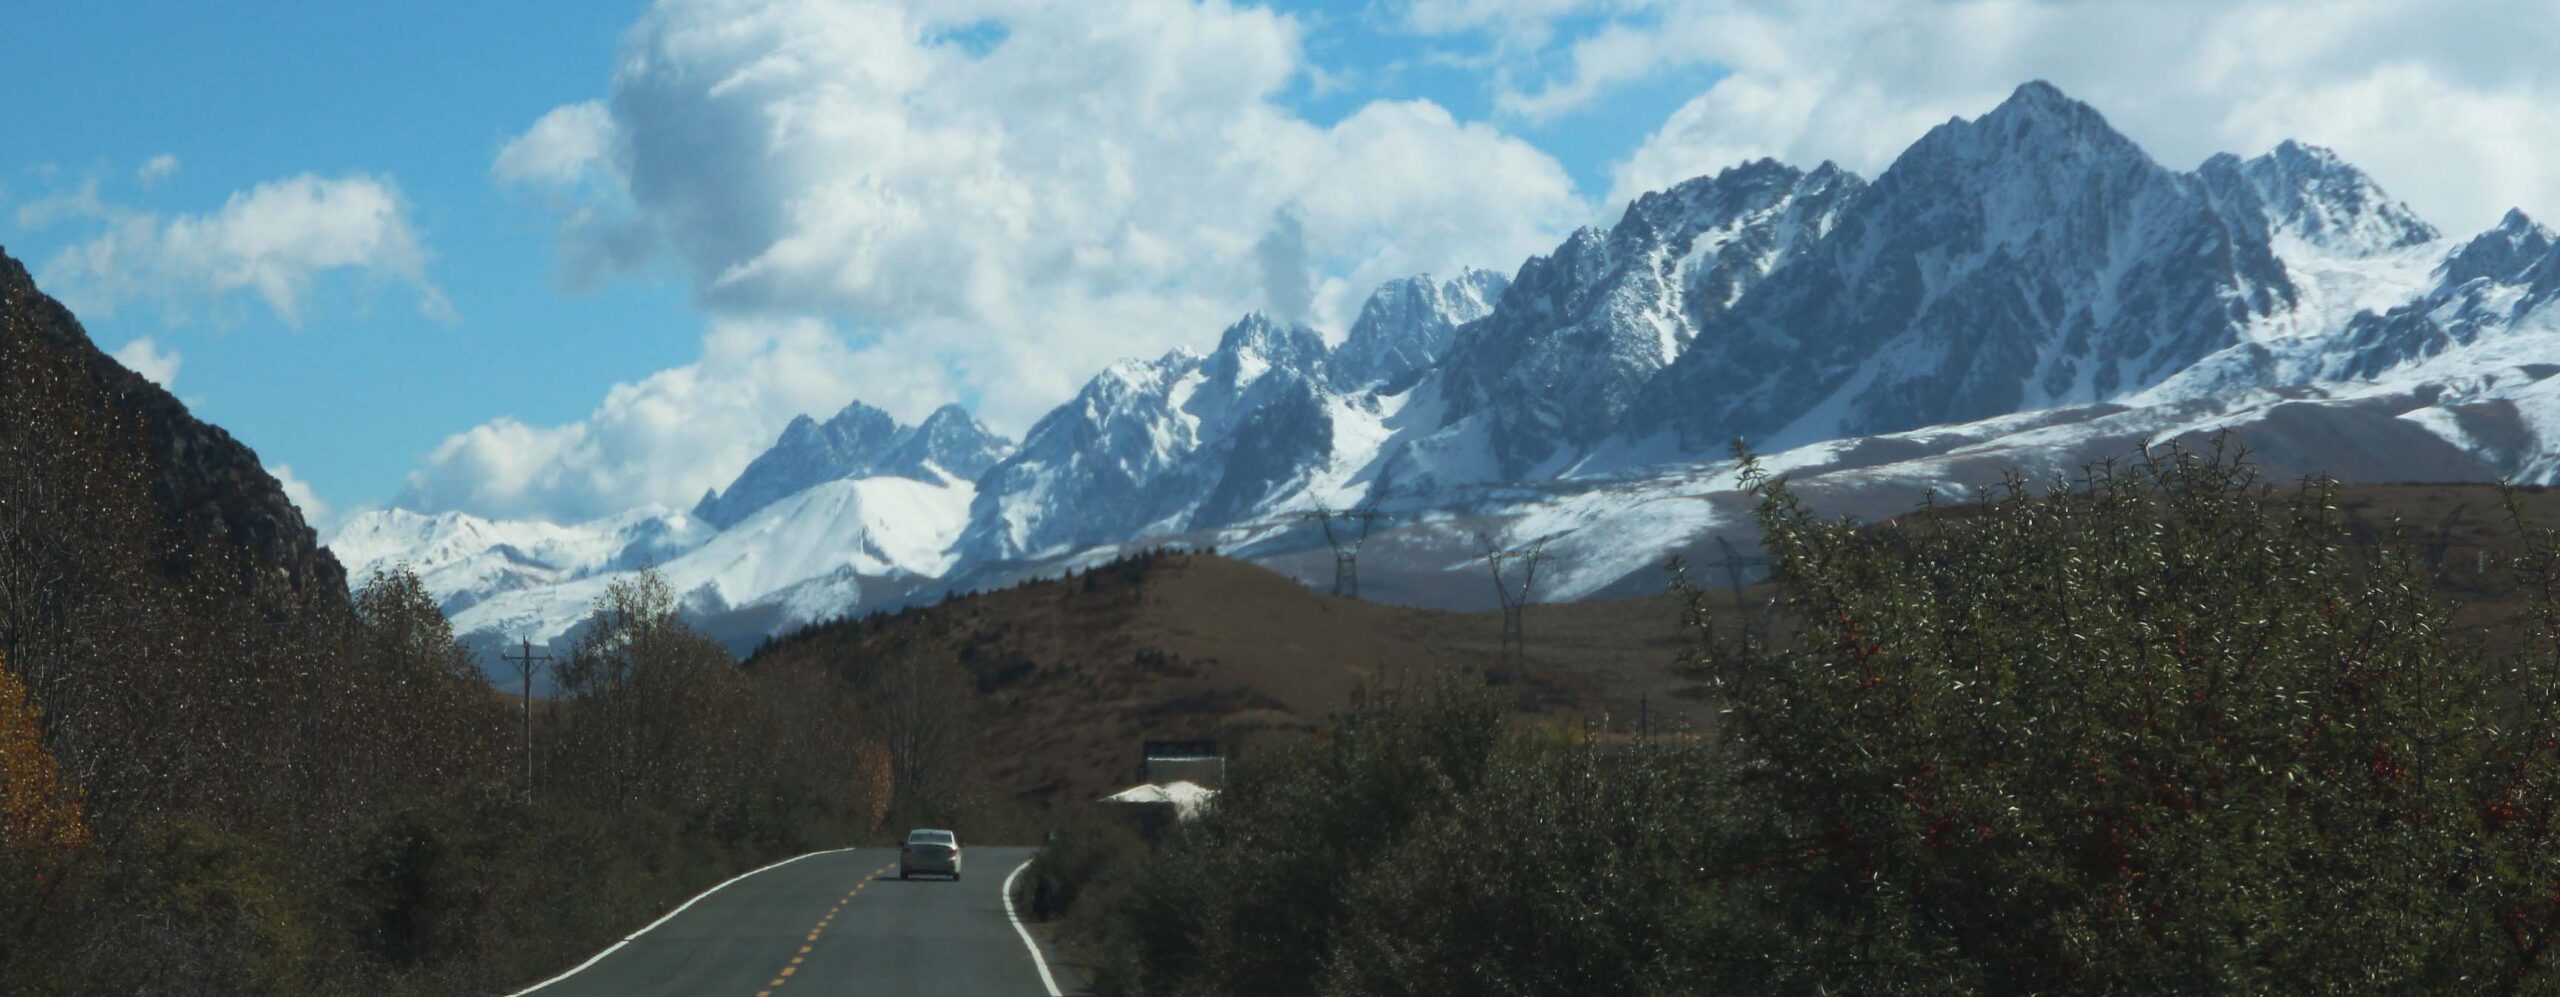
[0, 246, 893, 995]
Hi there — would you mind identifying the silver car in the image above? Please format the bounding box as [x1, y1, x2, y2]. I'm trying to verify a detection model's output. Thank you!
[899, 828, 962, 880]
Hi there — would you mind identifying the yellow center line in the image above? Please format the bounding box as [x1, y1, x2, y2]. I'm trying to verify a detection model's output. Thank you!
[750, 860, 890, 996]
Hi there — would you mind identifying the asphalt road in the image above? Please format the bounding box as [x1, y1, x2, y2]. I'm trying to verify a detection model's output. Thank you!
[517, 845, 1077, 996]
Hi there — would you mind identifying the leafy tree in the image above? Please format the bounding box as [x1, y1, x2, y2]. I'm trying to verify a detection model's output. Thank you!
[1091, 442, 2560, 996]
[1686, 442, 2560, 993]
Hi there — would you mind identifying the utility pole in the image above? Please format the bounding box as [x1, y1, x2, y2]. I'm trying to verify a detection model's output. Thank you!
[1710, 535, 1771, 604]
[1303, 504, 1383, 598]
[500, 637, 554, 804]
[1479, 533, 1551, 668]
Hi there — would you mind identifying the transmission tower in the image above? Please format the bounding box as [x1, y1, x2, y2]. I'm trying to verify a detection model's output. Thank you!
[1303, 503, 1384, 598]
[500, 637, 553, 803]
[1479, 533, 1551, 667]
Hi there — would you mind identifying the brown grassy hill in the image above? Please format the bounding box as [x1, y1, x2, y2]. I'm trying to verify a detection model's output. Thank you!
[746, 479, 2560, 813]
[746, 550, 1705, 808]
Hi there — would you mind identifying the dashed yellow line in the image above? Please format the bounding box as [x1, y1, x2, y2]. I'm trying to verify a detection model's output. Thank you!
[753, 861, 894, 993]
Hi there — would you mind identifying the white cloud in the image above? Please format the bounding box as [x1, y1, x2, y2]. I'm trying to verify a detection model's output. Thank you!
[38, 173, 447, 327]
[401, 315, 961, 521]
[271, 464, 332, 530]
[493, 102, 615, 187]
[1395, 0, 1629, 53]
[498, 0, 1584, 428]
[14, 176, 106, 231]
[109, 336, 182, 387]
[136, 154, 181, 187]
[1468, 0, 2560, 237]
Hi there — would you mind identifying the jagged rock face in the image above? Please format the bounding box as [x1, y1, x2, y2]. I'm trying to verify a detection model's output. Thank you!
[2307, 211, 2560, 381]
[958, 313, 1327, 564]
[1430, 158, 1867, 476]
[1633, 81, 2299, 450]
[1186, 370, 1336, 530]
[694, 400, 1011, 528]
[882, 404, 1012, 483]
[1330, 268, 1508, 389]
[0, 245, 347, 619]
[697, 403, 900, 527]
[2214, 140, 2439, 257]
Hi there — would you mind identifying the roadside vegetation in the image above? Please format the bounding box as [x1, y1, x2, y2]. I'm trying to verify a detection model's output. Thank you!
[0, 331, 1002, 994]
[1076, 442, 2560, 995]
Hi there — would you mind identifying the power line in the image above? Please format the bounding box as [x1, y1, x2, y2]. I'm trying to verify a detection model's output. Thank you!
[499, 637, 554, 804]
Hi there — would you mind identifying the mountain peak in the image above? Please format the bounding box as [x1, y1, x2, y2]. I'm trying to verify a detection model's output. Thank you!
[695, 398, 963, 527]
[1214, 311, 1294, 351]
[917, 402, 978, 429]
[1984, 79, 2100, 126]
[1332, 269, 1510, 388]
[885, 403, 1012, 484]
[2440, 209, 2558, 288]
[2221, 139, 2437, 255]
[1900, 78, 2146, 178]
[1209, 311, 1326, 381]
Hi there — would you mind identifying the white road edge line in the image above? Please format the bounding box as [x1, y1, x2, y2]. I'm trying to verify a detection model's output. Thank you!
[505, 846, 860, 995]
[1003, 858, 1068, 996]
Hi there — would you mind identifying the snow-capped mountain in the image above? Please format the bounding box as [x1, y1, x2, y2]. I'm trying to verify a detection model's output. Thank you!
[1330, 268, 1508, 389]
[2204, 139, 2438, 260]
[332, 505, 715, 617]
[695, 402, 1009, 528]
[1622, 82, 2298, 457]
[1427, 158, 1864, 479]
[446, 473, 969, 650]
[956, 312, 1331, 565]
[335, 79, 2560, 665]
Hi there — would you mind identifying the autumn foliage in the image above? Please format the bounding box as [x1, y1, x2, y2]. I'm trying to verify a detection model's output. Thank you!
[1, 652, 90, 905]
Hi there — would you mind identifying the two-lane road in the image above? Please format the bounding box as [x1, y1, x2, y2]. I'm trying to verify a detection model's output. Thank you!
[516, 846, 1077, 996]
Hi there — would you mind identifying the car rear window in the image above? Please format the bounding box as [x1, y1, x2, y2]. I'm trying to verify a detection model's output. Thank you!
[908, 830, 956, 845]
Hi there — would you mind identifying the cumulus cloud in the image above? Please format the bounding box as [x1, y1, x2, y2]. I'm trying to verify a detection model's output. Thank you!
[497, 0, 1585, 431]
[492, 102, 614, 186]
[108, 336, 182, 387]
[271, 464, 332, 530]
[38, 173, 447, 327]
[136, 154, 181, 187]
[1441, 0, 2560, 236]
[400, 315, 963, 521]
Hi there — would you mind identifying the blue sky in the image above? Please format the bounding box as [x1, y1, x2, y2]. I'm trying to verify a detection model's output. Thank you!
[4, 2, 695, 519]
[8, 0, 2554, 526]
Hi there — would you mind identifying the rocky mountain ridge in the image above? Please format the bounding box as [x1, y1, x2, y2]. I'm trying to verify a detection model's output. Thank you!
[333, 81, 2560, 660]
[2, 244, 346, 622]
